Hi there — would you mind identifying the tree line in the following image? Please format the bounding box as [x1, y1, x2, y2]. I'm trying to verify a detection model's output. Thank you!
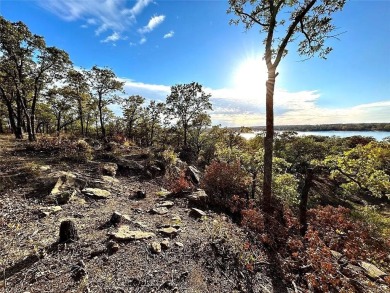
[0, 17, 212, 148]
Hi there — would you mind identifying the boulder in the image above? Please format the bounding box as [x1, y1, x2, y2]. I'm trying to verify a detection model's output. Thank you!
[49, 190, 77, 205]
[186, 166, 202, 185]
[116, 158, 144, 175]
[110, 226, 155, 241]
[187, 189, 208, 208]
[82, 188, 111, 199]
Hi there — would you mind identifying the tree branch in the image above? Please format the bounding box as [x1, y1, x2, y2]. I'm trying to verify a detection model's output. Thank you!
[274, 0, 317, 68]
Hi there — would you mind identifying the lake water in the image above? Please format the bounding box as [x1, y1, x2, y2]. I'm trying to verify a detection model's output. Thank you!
[241, 131, 390, 141]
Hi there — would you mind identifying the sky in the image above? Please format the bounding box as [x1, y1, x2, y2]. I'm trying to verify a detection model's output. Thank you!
[1, 0, 389, 127]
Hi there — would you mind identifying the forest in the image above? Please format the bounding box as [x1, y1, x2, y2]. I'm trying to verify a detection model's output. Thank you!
[1, 5, 390, 293]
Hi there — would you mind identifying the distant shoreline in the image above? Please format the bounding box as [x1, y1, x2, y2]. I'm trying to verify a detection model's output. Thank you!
[229, 123, 390, 132]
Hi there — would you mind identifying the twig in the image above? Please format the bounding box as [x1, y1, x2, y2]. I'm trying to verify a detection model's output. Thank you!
[3, 268, 6, 293]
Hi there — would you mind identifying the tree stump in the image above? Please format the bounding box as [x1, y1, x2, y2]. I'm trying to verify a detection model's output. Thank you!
[59, 220, 79, 243]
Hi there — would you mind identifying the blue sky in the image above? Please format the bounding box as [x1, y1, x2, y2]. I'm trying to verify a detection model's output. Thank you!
[1, 0, 389, 126]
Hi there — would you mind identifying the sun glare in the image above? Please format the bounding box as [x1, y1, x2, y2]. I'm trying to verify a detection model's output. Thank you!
[233, 57, 268, 99]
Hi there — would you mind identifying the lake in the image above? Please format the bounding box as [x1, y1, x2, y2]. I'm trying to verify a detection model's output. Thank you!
[241, 131, 390, 141]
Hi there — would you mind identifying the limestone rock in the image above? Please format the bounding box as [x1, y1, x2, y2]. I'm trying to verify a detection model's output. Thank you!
[187, 189, 208, 208]
[359, 261, 388, 279]
[110, 211, 131, 226]
[39, 165, 51, 172]
[106, 240, 119, 254]
[150, 207, 169, 215]
[157, 201, 175, 208]
[158, 227, 179, 237]
[101, 162, 118, 177]
[150, 241, 162, 254]
[190, 208, 207, 218]
[116, 158, 144, 175]
[47, 189, 76, 205]
[175, 242, 184, 248]
[110, 225, 155, 240]
[38, 206, 62, 217]
[82, 188, 111, 199]
[102, 176, 119, 184]
[186, 166, 201, 184]
[161, 239, 170, 250]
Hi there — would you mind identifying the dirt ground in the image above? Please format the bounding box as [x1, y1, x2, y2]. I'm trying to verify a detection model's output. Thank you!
[0, 135, 278, 293]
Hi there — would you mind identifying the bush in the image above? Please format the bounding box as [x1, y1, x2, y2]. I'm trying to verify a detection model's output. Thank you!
[60, 139, 94, 163]
[201, 160, 250, 208]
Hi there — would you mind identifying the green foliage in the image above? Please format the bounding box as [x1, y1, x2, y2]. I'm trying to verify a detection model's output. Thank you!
[321, 142, 390, 198]
[166, 82, 212, 146]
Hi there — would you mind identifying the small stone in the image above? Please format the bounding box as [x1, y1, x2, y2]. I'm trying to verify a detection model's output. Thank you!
[158, 227, 179, 237]
[330, 250, 342, 260]
[150, 207, 169, 215]
[157, 201, 175, 208]
[71, 260, 87, 281]
[39, 165, 51, 172]
[38, 206, 62, 217]
[189, 208, 207, 218]
[102, 176, 119, 184]
[106, 240, 119, 254]
[82, 188, 111, 199]
[359, 261, 388, 279]
[161, 239, 170, 250]
[175, 242, 184, 248]
[110, 211, 131, 226]
[110, 225, 155, 240]
[101, 163, 118, 177]
[150, 241, 162, 254]
[134, 190, 146, 199]
[187, 189, 208, 208]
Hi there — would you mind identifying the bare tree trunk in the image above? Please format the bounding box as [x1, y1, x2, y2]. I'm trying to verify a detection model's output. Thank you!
[262, 70, 276, 213]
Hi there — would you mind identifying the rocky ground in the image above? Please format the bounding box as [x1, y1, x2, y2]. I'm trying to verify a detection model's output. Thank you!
[0, 136, 277, 293]
[0, 135, 389, 293]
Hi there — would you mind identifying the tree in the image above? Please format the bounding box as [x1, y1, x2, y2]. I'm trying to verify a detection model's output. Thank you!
[122, 95, 145, 140]
[321, 142, 390, 199]
[166, 82, 212, 146]
[64, 69, 90, 136]
[0, 16, 71, 141]
[145, 100, 165, 146]
[228, 0, 346, 212]
[86, 66, 124, 139]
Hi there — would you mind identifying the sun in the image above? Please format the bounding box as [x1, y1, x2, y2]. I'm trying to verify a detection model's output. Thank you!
[233, 57, 268, 99]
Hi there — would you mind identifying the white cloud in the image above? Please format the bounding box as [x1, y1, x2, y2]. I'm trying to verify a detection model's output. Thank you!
[138, 15, 165, 34]
[139, 37, 147, 44]
[163, 30, 174, 39]
[101, 32, 121, 43]
[114, 77, 390, 127]
[38, 0, 153, 39]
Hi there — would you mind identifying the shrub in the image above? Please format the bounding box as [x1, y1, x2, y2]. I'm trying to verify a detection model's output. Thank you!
[163, 170, 193, 194]
[60, 139, 94, 163]
[201, 160, 250, 208]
